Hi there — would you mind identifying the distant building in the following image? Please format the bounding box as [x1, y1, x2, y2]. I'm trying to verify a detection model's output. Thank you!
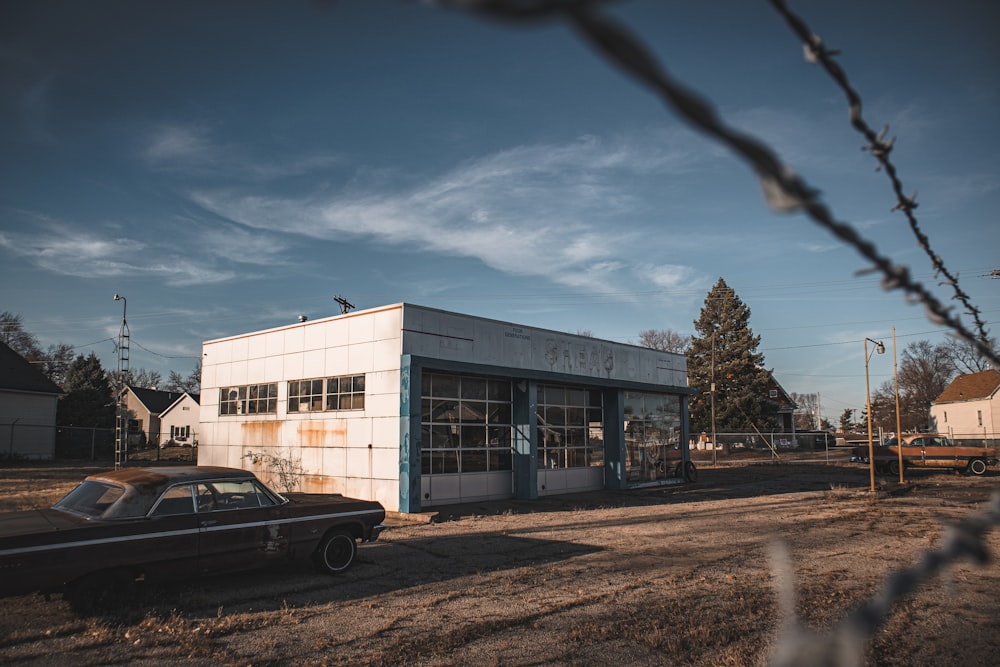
[199, 303, 693, 513]
[0, 341, 63, 460]
[930, 369, 1000, 445]
[121, 386, 200, 448]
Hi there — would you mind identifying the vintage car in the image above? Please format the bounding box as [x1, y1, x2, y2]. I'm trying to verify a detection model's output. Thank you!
[0, 466, 385, 610]
[849, 434, 998, 476]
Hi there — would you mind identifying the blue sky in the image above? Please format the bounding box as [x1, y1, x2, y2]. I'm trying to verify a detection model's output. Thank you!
[2, 0, 998, 423]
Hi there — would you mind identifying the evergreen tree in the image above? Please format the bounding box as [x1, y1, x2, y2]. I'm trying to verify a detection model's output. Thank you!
[58, 353, 115, 428]
[687, 278, 775, 433]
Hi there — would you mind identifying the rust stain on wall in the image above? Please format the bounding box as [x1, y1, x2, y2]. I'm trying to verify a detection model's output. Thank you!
[241, 421, 282, 447]
[296, 421, 347, 448]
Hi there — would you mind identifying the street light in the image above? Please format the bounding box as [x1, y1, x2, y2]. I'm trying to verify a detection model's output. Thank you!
[864, 337, 885, 493]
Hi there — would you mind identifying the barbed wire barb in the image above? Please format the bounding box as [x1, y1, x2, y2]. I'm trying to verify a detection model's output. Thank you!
[437, 0, 998, 369]
[769, 0, 991, 349]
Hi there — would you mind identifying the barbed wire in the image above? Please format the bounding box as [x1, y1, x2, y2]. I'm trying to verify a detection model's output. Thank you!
[768, 491, 1000, 667]
[767, 0, 991, 349]
[433, 0, 999, 370]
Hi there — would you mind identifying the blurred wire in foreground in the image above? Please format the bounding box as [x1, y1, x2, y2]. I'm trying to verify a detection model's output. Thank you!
[768, 0, 991, 354]
[769, 491, 1000, 667]
[434, 0, 999, 369]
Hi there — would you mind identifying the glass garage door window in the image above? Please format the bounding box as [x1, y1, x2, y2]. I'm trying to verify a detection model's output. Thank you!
[421, 373, 513, 475]
[537, 384, 604, 469]
[624, 392, 682, 482]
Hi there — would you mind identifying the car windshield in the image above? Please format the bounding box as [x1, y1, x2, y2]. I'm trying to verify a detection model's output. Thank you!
[52, 480, 125, 519]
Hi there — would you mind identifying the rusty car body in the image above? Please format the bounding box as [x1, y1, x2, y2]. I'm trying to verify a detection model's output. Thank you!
[0, 466, 385, 610]
[849, 434, 998, 476]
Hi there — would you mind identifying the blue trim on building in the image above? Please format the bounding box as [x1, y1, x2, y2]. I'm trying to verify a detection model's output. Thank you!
[398, 355, 422, 513]
[512, 380, 538, 500]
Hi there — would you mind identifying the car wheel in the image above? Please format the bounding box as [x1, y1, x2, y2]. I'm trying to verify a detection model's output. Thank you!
[684, 461, 698, 482]
[967, 458, 988, 476]
[314, 529, 357, 574]
[887, 460, 900, 476]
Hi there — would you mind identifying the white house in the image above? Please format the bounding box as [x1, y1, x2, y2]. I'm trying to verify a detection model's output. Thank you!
[930, 369, 1000, 445]
[0, 341, 63, 460]
[199, 303, 693, 513]
[158, 391, 201, 446]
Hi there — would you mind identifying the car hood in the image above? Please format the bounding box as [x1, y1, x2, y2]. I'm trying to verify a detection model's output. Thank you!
[0, 508, 83, 540]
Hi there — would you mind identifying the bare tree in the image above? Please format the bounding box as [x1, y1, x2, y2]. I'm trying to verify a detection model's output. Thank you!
[944, 335, 998, 375]
[637, 328, 691, 354]
[871, 340, 954, 432]
[790, 392, 819, 430]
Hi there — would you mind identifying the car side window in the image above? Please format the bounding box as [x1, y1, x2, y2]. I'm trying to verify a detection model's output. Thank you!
[196, 483, 218, 512]
[150, 484, 196, 516]
[210, 480, 276, 510]
[908, 438, 924, 448]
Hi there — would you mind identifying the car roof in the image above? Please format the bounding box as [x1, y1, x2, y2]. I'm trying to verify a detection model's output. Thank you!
[85, 466, 256, 493]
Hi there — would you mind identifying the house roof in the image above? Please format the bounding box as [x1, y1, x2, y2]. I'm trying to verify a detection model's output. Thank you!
[0, 340, 63, 395]
[933, 369, 1000, 404]
[127, 386, 199, 415]
[161, 391, 201, 417]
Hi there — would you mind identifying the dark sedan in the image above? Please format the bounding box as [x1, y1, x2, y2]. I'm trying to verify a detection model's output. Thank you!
[0, 466, 385, 610]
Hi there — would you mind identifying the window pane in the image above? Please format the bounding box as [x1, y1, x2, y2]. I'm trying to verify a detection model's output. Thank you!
[546, 406, 566, 426]
[461, 449, 488, 472]
[544, 385, 565, 405]
[461, 401, 487, 424]
[433, 375, 459, 398]
[488, 380, 510, 401]
[327, 377, 340, 394]
[353, 375, 365, 392]
[461, 425, 486, 447]
[461, 378, 487, 400]
[490, 403, 512, 425]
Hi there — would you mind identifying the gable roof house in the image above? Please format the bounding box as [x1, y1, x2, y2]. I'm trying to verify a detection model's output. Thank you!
[122, 386, 200, 448]
[766, 373, 797, 432]
[930, 369, 1000, 445]
[0, 340, 64, 460]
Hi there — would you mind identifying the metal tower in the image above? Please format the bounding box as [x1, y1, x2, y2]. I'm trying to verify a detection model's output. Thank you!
[113, 293, 129, 469]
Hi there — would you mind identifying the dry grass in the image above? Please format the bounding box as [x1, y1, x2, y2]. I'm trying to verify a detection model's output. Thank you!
[1, 462, 998, 666]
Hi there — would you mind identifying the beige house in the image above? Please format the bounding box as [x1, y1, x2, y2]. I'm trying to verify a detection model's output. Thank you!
[122, 386, 200, 447]
[929, 369, 1000, 445]
[0, 341, 63, 460]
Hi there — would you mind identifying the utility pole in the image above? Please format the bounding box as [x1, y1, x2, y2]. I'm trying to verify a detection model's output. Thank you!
[710, 330, 717, 466]
[113, 293, 129, 469]
[334, 295, 355, 314]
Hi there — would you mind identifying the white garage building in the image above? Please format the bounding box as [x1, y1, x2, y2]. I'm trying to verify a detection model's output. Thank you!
[199, 303, 693, 513]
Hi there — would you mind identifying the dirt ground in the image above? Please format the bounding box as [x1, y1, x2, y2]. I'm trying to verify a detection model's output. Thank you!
[0, 461, 998, 666]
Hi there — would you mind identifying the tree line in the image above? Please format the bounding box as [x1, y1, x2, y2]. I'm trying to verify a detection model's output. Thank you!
[6, 287, 995, 438]
[633, 280, 996, 435]
[2, 311, 200, 431]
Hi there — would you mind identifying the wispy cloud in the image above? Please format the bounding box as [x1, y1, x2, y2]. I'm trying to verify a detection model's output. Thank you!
[191, 134, 716, 294]
[0, 219, 235, 287]
[140, 123, 340, 180]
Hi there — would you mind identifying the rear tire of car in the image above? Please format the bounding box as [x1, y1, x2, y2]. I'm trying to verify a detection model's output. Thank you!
[314, 530, 357, 574]
[684, 461, 698, 482]
[967, 458, 988, 476]
[886, 460, 900, 476]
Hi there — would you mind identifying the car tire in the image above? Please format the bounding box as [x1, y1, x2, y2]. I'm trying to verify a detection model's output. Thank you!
[684, 461, 698, 482]
[967, 458, 988, 476]
[887, 460, 900, 476]
[314, 529, 357, 574]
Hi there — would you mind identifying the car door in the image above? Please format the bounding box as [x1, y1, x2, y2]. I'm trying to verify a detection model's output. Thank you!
[195, 480, 290, 574]
[144, 483, 205, 580]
